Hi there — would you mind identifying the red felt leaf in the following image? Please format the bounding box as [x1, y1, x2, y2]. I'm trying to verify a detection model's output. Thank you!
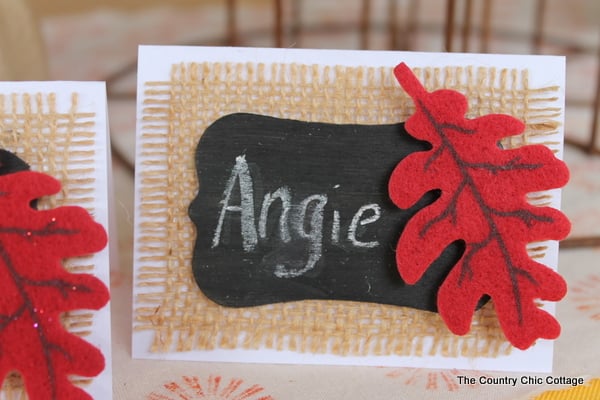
[389, 63, 571, 350]
[0, 171, 108, 399]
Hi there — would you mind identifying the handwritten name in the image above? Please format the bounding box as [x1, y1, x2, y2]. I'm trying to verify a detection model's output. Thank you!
[212, 155, 382, 278]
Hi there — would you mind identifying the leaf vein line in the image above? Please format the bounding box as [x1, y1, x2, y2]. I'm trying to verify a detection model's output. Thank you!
[417, 98, 540, 324]
[458, 235, 493, 286]
[0, 223, 79, 237]
[420, 177, 468, 237]
[0, 240, 65, 400]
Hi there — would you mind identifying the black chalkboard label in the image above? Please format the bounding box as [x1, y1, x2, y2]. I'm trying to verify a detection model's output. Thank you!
[0, 149, 30, 176]
[0, 149, 37, 209]
[189, 113, 465, 311]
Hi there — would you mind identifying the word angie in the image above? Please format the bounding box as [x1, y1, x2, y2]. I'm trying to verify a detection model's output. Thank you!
[212, 155, 382, 278]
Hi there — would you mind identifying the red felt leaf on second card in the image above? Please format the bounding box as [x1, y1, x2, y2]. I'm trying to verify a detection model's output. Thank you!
[389, 63, 570, 350]
[0, 170, 108, 400]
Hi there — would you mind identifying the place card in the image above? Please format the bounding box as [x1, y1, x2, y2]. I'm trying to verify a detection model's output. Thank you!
[133, 46, 567, 373]
[0, 82, 113, 399]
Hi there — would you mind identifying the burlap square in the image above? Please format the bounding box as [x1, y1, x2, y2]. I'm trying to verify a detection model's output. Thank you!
[135, 62, 561, 359]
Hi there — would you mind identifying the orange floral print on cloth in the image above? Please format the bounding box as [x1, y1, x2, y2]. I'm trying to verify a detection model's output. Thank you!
[385, 367, 481, 392]
[0, 152, 109, 400]
[147, 375, 275, 400]
[571, 274, 600, 321]
[389, 63, 571, 350]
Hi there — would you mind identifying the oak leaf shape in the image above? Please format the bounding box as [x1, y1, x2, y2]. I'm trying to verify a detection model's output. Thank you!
[389, 63, 570, 350]
[0, 170, 108, 399]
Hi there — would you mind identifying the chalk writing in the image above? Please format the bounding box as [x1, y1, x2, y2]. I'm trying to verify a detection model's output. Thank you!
[348, 204, 381, 248]
[259, 186, 292, 243]
[212, 155, 257, 251]
[212, 154, 382, 278]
